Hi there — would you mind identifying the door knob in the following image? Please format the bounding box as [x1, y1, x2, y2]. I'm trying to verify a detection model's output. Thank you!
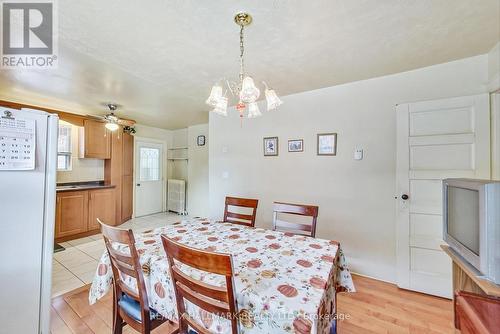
[136, 183, 141, 187]
[401, 194, 409, 200]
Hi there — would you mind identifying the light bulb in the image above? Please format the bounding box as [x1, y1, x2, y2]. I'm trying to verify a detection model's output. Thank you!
[239, 76, 260, 103]
[206, 85, 223, 106]
[105, 122, 119, 131]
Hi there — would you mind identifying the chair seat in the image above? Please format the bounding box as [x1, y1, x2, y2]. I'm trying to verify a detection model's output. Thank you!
[118, 294, 160, 322]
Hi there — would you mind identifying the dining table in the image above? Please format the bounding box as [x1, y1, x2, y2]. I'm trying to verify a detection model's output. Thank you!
[89, 218, 355, 334]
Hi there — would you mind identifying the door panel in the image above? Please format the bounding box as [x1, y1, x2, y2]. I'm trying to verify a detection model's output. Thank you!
[55, 191, 88, 238]
[410, 144, 473, 170]
[409, 179, 443, 215]
[82, 119, 111, 159]
[88, 188, 116, 229]
[122, 175, 133, 221]
[135, 141, 163, 217]
[409, 106, 473, 136]
[410, 214, 443, 250]
[396, 94, 490, 298]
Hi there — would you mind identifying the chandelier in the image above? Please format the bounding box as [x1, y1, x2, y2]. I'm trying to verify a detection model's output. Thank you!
[206, 12, 283, 119]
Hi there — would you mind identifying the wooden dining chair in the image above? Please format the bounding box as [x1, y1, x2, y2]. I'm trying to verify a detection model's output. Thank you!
[161, 235, 239, 334]
[99, 219, 177, 334]
[272, 202, 319, 237]
[223, 196, 259, 227]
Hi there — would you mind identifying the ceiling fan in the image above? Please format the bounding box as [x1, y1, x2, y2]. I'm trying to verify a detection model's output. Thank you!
[87, 103, 134, 131]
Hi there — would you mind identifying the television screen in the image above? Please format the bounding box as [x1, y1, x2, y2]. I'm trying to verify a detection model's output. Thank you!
[447, 186, 480, 255]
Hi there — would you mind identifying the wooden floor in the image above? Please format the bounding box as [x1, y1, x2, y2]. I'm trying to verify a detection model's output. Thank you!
[50, 274, 455, 334]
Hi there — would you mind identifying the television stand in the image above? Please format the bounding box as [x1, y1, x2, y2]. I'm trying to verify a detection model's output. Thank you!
[441, 245, 500, 332]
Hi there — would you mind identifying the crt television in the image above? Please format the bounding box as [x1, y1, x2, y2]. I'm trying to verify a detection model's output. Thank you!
[443, 179, 500, 284]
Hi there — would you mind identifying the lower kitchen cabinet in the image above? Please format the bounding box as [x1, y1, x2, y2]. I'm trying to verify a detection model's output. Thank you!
[88, 188, 116, 230]
[55, 191, 88, 238]
[55, 187, 116, 241]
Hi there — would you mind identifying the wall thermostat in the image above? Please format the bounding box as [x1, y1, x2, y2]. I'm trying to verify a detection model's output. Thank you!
[354, 148, 363, 160]
[197, 135, 206, 146]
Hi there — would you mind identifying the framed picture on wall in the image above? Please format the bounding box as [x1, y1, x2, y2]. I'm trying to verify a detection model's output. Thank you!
[317, 133, 337, 155]
[197, 135, 206, 146]
[288, 139, 303, 152]
[263, 137, 279, 156]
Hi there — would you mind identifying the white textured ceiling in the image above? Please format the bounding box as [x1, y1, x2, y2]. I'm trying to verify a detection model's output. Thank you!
[0, 0, 499, 129]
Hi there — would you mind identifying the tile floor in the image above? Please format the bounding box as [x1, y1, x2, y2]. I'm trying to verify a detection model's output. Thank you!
[51, 212, 186, 297]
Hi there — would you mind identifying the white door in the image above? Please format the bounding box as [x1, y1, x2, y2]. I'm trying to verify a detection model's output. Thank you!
[135, 141, 164, 217]
[396, 94, 490, 298]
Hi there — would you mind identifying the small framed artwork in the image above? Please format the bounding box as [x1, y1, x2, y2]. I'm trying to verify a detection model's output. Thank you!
[317, 133, 337, 156]
[288, 139, 303, 152]
[263, 137, 279, 156]
[197, 135, 206, 146]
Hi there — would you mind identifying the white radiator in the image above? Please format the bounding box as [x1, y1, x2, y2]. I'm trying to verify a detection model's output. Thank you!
[167, 179, 187, 215]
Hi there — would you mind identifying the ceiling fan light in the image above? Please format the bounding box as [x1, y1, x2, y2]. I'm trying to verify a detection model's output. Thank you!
[206, 85, 223, 106]
[212, 96, 228, 116]
[240, 76, 260, 103]
[105, 122, 119, 131]
[247, 102, 262, 118]
[265, 88, 283, 111]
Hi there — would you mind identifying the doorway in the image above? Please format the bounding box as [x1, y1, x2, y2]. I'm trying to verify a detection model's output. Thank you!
[135, 140, 165, 217]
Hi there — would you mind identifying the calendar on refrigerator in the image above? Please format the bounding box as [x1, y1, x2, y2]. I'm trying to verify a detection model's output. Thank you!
[0, 116, 36, 170]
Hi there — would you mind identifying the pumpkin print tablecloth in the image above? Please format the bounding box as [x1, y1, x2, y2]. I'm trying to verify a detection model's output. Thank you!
[89, 218, 355, 334]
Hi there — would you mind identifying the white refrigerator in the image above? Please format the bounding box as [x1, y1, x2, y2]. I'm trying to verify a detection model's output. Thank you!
[0, 107, 58, 334]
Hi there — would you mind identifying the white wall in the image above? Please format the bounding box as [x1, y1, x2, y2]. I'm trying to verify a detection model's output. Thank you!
[209, 55, 489, 282]
[56, 121, 104, 183]
[488, 42, 499, 92]
[187, 124, 209, 217]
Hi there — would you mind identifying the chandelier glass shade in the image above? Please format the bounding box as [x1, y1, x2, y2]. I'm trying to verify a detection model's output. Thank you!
[206, 12, 282, 119]
[212, 96, 228, 116]
[206, 85, 223, 106]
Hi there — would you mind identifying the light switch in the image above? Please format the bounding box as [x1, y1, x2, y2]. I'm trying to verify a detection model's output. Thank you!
[354, 148, 363, 160]
[222, 146, 228, 153]
[222, 171, 229, 179]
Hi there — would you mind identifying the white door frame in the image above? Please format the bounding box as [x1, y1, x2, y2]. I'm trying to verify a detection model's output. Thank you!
[133, 136, 168, 217]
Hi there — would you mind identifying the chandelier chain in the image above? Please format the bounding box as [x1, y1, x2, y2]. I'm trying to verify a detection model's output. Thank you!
[239, 25, 245, 84]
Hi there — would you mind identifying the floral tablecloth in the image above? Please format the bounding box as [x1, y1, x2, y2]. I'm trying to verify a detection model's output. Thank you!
[89, 218, 355, 334]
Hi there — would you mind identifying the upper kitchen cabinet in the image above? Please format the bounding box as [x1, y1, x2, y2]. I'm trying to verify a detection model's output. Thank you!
[79, 119, 111, 159]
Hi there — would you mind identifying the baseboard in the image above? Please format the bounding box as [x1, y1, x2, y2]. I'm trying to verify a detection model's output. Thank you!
[350, 271, 397, 285]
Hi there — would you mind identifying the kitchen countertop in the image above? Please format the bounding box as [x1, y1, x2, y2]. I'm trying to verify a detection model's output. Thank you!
[56, 181, 115, 192]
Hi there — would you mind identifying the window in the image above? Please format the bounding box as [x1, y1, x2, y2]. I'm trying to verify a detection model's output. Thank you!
[139, 147, 160, 181]
[57, 124, 72, 171]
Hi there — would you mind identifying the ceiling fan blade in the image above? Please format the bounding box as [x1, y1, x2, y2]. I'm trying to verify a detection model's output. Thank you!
[117, 118, 135, 126]
[86, 114, 106, 121]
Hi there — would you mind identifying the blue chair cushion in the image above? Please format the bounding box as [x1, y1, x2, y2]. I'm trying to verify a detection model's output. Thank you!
[118, 294, 160, 322]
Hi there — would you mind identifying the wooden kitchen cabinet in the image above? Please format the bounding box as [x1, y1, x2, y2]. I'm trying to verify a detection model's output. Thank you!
[55, 191, 88, 238]
[121, 133, 134, 221]
[88, 188, 116, 230]
[105, 131, 134, 224]
[79, 119, 111, 159]
[55, 187, 116, 241]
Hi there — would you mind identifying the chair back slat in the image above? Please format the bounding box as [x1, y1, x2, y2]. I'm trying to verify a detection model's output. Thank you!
[272, 202, 319, 237]
[176, 281, 231, 316]
[223, 196, 258, 227]
[164, 237, 233, 275]
[172, 266, 229, 302]
[106, 245, 135, 265]
[273, 219, 313, 233]
[183, 314, 211, 334]
[161, 235, 239, 334]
